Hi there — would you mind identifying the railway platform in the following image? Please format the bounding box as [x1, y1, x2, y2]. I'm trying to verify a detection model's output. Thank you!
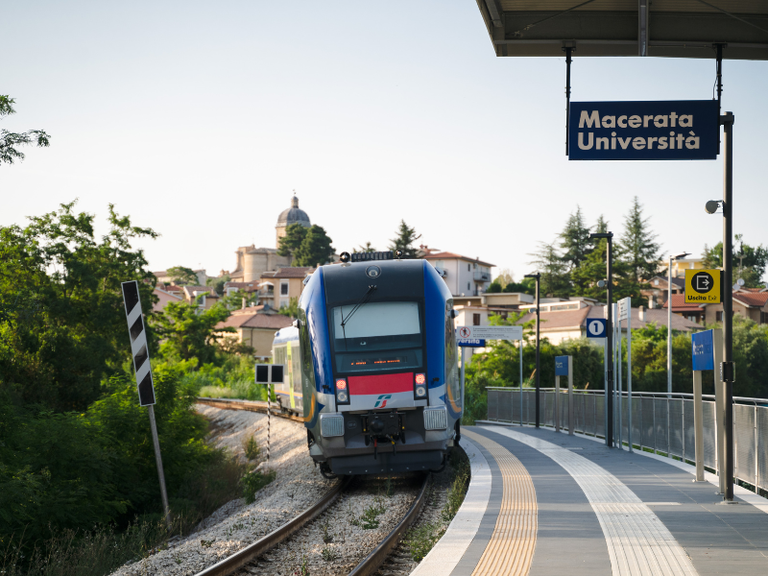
[412, 423, 768, 576]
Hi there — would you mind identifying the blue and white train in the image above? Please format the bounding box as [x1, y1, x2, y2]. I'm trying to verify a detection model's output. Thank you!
[273, 252, 462, 476]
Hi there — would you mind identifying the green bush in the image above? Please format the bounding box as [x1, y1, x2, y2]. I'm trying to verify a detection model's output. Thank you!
[0, 367, 245, 569]
[242, 469, 276, 504]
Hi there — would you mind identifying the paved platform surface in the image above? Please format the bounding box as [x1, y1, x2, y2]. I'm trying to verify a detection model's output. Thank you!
[412, 423, 768, 576]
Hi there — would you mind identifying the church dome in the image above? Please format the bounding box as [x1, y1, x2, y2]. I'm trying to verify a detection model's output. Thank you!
[277, 195, 311, 228]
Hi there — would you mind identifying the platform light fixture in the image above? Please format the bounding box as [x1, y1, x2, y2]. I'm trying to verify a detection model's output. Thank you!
[667, 251, 690, 396]
[589, 231, 614, 447]
[524, 272, 541, 428]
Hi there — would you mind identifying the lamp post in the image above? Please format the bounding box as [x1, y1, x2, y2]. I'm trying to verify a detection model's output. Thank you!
[524, 272, 541, 428]
[589, 231, 614, 447]
[705, 110, 735, 502]
[667, 252, 690, 396]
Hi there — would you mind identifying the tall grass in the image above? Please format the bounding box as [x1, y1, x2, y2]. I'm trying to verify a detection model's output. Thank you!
[1, 520, 167, 576]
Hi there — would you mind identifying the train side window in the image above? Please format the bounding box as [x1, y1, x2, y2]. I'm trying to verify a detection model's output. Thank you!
[445, 304, 460, 406]
[298, 308, 316, 389]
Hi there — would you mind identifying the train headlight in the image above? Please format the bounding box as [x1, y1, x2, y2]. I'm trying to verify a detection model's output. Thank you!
[414, 373, 427, 399]
[335, 378, 350, 405]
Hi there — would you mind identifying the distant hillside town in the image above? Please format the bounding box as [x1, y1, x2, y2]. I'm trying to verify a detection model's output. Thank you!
[152, 195, 768, 358]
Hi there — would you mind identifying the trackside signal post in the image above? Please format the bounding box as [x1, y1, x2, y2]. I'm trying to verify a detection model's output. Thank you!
[255, 364, 284, 464]
[121, 280, 171, 530]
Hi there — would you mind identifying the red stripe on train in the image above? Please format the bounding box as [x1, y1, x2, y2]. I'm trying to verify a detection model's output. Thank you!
[348, 372, 413, 395]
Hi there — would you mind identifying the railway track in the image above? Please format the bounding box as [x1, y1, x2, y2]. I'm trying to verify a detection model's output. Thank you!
[196, 397, 304, 423]
[193, 398, 432, 576]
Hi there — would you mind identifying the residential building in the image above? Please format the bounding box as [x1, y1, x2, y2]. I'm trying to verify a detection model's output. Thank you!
[152, 285, 183, 313]
[215, 307, 293, 360]
[663, 293, 706, 324]
[702, 289, 768, 325]
[223, 281, 260, 297]
[515, 298, 702, 344]
[181, 285, 220, 310]
[153, 269, 208, 285]
[644, 276, 684, 309]
[259, 267, 313, 309]
[671, 256, 706, 278]
[423, 251, 495, 296]
[452, 292, 534, 331]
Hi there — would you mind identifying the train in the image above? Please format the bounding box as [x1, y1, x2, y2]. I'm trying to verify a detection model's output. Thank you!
[271, 251, 462, 477]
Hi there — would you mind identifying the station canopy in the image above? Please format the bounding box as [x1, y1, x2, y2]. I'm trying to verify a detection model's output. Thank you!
[475, 1, 768, 60]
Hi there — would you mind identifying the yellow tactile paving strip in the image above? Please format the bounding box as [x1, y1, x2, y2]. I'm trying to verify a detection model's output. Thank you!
[463, 429, 537, 576]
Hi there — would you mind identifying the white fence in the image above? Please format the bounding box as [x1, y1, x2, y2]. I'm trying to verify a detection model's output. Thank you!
[486, 387, 768, 494]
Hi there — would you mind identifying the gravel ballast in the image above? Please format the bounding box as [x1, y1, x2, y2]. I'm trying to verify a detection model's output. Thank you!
[111, 405, 332, 576]
[110, 405, 465, 576]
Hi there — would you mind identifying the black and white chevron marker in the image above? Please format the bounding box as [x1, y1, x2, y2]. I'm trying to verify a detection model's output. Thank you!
[121, 280, 156, 406]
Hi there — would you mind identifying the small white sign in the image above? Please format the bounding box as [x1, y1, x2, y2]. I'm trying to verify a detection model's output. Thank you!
[618, 297, 631, 321]
[456, 326, 523, 341]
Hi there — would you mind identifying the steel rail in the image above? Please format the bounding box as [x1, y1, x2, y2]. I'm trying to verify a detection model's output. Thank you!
[196, 397, 304, 423]
[193, 475, 352, 576]
[347, 472, 431, 576]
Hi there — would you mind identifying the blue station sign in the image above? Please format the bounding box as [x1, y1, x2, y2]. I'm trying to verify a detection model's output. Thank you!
[586, 318, 607, 339]
[569, 100, 719, 161]
[555, 356, 569, 376]
[458, 338, 485, 347]
[692, 330, 715, 372]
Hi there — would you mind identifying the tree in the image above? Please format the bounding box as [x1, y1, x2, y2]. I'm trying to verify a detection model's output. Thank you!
[388, 220, 421, 259]
[278, 297, 300, 319]
[0, 202, 157, 411]
[527, 241, 570, 297]
[354, 242, 376, 253]
[503, 277, 535, 295]
[594, 214, 609, 234]
[207, 272, 231, 296]
[559, 206, 593, 294]
[559, 206, 592, 272]
[219, 288, 258, 310]
[152, 300, 233, 365]
[618, 196, 661, 285]
[1, 95, 50, 164]
[570, 237, 637, 304]
[167, 265, 198, 285]
[292, 225, 335, 267]
[277, 223, 308, 259]
[494, 268, 515, 290]
[702, 236, 768, 288]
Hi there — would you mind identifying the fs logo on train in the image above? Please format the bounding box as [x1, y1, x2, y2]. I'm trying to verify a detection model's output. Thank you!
[374, 395, 392, 408]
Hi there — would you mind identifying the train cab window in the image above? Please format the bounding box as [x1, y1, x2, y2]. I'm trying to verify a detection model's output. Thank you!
[330, 301, 423, 374]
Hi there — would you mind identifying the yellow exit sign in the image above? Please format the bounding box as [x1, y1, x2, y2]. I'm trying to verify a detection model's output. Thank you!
[685, 269, 721, 303]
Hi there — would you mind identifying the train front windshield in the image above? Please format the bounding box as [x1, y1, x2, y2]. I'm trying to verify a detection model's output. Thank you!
[331, 301, 423, 374]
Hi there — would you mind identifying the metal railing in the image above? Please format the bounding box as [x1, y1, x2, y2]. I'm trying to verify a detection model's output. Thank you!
[486, 387, 768, 494]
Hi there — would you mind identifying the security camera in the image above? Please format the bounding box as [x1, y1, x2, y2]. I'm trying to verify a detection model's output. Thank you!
[705, 200, 721, 214]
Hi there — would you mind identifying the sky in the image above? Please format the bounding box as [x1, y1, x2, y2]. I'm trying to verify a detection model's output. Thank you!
[3, 1, 767, 282]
